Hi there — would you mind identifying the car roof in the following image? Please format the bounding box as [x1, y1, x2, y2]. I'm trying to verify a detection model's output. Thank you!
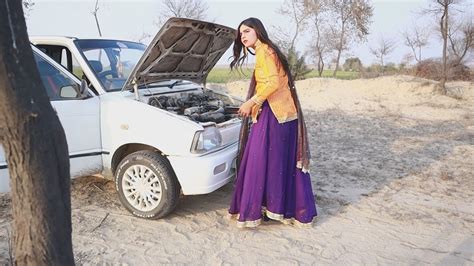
[30, 36, 143, 44]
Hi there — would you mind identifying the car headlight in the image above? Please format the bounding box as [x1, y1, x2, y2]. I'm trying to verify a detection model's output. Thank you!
[191, 126, 222, 153]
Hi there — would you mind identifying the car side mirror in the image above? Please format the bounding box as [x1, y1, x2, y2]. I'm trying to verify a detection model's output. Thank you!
[59, 85, 80, 99]
[59, 81, 89, 99]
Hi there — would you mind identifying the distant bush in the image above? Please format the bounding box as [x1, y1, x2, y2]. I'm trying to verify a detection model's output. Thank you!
[360, 63, 399, 78]
[305, 70, 360, 80]
[286, 47, 312, 81]
[343, 57, 363, 72]
[364, 63, 381, 73]
[449, 63, 472, 81]
[414, 59, 442, 80]
[414, 59, 472, 81]
[384, 62, 398, 74]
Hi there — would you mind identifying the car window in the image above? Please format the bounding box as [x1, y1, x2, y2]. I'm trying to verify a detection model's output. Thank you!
[36, 44, 85, 80]
[76, 40, 146, 91]
[70, 52, 84, 79]
[83, 49, 113, 75]
[34, 52, 81, 101]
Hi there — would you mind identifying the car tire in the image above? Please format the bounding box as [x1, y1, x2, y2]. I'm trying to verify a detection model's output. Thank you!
[115, 150, 180, 219]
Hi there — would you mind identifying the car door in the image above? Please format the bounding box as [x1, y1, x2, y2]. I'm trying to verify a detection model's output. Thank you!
[34, 47, 103, 177]
[0, 47, 102, 192]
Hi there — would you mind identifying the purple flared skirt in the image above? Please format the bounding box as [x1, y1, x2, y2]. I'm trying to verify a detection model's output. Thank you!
[229, 101, 317, 228]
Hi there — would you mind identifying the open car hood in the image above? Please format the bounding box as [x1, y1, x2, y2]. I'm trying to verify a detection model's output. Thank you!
[123, 17, 236, 90]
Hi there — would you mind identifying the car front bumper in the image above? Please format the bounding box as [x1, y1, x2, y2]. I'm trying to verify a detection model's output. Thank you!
[167, 143, 237, 195]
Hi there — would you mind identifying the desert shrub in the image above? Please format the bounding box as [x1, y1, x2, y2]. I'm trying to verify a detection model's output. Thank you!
[414, 59, 442, 80]
[384, 62, 398, 74]
[449, 63, 472, 81]
[343, 57, 363, 72]
[414, 59, 472, 81]
[286, 47, 311, 81]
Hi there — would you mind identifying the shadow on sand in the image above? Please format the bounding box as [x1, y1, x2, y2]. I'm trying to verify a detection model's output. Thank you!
[170, 108, 472, 223]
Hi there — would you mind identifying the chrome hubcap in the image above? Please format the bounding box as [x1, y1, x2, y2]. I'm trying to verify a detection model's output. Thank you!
[122, 165, 162, 212]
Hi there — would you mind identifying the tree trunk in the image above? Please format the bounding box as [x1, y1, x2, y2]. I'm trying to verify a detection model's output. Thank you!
[439, 2, 448, 94]
[320, 60, 325, 77]
[0, 1, 74, 265]
[333, 19, 346, 78]
[290, 24, 299, 51]
[333, 48, 342, 78]
[318, 56, 324, 77]
[418, 46, 422, 63]
[314, 17, 324, 77]
[381, 56, 384, 75]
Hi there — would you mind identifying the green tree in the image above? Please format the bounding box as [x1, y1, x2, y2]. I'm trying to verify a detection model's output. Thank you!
[328, 0, 373, 78]
[272, 0, 313, 80]
[287, 47, 311, 80]
[343, 57, 362, 71]
[306, 0, 331, 77]
[369, 36, 396, 75]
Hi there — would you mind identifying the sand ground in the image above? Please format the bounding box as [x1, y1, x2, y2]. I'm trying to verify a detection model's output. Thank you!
[0, 75, 473, 264]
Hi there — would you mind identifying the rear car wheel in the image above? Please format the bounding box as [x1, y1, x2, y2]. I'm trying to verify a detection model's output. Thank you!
[115, 151, 180, 219]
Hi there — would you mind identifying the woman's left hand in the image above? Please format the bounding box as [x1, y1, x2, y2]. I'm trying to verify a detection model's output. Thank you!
[238, 100, 254, 117]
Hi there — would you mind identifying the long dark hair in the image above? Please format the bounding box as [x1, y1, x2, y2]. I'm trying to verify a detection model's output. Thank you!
[230, 17, 291, 77]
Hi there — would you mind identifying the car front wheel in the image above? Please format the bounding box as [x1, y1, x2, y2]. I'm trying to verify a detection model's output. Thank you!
[115, 151, 180, 219]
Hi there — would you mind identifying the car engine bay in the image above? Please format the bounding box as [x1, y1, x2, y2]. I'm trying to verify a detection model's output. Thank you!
[146, 89, 241, 124]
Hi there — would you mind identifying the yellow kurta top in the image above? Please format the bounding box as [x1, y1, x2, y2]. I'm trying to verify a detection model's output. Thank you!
[250, 40, 297, 124]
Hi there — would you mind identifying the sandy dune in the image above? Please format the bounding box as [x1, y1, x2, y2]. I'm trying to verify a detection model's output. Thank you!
[1, 75, 473, 264]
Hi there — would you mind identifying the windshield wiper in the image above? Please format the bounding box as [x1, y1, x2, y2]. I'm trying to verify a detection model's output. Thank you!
[134, 79, 187, 90]
[168, 80, 183, 89]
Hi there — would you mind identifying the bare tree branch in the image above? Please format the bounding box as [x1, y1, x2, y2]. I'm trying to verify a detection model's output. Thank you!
[370, 36, 396, 74]
[91, 0, 102, 37]
[403, 23, 430, 63]
[164, 0, 208, 19]
[276, 0, 312, 51]
[270, 25, 292, 51]
[306, 0, 332, 76]
[136, 31, 152, 44]
[448, 18, 473, 65]
[156, 0, 209, 27]
[423, 0, 466, 94]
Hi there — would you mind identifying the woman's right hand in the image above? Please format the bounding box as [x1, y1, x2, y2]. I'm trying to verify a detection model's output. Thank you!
[238, 100, 254, 117]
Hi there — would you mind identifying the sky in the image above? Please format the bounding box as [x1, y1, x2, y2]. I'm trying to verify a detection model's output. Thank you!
[25, 0, 473, 67]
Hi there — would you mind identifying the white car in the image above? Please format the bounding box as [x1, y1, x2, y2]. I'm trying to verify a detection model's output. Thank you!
[0, 18, 241, 219]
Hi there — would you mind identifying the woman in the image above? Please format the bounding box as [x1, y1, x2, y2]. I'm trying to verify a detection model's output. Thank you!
[228, 17, 317, 228]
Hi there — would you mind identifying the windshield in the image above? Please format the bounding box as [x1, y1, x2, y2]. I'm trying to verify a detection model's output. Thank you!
[75, 40, 146, 92]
